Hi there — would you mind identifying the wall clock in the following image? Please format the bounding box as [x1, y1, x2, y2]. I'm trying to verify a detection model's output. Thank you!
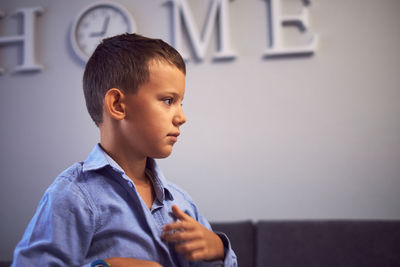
[70, 1, 136, 62]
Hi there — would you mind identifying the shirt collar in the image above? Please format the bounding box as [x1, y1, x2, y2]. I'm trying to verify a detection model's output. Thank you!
[83, 144, 174, 202]
[82, 144, 111, 173]
[145, 158, 174, 203]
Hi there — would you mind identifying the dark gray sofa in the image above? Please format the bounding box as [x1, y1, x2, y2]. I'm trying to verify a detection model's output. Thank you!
[3, 220, 400, 266]
[211, 220, 400, 267]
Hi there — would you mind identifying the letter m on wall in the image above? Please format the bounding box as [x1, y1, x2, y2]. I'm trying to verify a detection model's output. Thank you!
[169, 0, 236, 61]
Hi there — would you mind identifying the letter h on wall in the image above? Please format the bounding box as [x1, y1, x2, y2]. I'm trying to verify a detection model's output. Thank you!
[0, 7, 43, 74]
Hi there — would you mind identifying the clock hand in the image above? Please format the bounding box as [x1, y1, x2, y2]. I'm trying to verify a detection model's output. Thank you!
[89, 31, 103, 37]
[89, 16, 110, 37]
[100, 16, 110, 36]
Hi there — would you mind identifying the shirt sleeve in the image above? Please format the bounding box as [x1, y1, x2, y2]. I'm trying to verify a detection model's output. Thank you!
[11, 177, 97, 267]
[213, 231, 237, 267]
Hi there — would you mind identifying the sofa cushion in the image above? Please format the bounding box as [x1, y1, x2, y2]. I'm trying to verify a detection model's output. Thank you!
[256, 220, 400, 267]
[211, 221, 256, 267]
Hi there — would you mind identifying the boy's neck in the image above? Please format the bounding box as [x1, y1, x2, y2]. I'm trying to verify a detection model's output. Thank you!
[98, 116, 151, 183]
[99, 140, 155, 210]
[99, 140, 148, 183]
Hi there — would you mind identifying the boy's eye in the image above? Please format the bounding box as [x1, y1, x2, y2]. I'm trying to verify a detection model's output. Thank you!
[163, 98, 173, 105]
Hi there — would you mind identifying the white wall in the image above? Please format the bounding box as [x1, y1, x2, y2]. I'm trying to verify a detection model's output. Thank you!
[1, 0, 400, 260]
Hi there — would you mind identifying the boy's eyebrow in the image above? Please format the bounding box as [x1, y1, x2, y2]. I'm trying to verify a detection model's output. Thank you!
[160, 90, 184, 99]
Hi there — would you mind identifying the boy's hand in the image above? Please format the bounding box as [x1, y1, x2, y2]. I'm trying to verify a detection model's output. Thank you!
[104, 257, 162, 267]
[161, 205, 225, 262]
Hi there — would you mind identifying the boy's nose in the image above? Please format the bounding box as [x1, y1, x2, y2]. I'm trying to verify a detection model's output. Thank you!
[173, 107, 187, 126]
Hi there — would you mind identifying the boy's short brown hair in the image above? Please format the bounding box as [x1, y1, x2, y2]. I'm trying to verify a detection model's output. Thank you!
[83, 33, 186, 126]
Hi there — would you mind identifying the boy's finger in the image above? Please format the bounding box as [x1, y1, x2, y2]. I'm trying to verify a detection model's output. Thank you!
[162, 221, 194, 232]
[175, 239, 204, 254]
[171, 205, 191, 221]
[161, 230, 200, 243]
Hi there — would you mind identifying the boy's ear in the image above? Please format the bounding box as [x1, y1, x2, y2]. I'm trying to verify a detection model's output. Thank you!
[104, 88, 126, 121]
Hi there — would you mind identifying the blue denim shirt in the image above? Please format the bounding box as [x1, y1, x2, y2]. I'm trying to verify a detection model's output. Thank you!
[12, 144, 237, 267]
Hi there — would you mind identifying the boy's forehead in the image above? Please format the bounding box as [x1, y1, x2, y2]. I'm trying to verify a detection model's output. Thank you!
[136, 60, 186, 94]
[148, 59, 184, 74]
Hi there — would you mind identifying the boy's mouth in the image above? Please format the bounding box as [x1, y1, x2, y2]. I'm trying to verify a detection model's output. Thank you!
[167, 132, 180, 138]
[167, 132, 180, 143]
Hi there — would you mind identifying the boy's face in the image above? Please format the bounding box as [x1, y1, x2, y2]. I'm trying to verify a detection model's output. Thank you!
[121, 61, 186, 159]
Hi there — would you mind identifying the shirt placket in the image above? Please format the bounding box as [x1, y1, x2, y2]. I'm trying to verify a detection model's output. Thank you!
[123, 175, 177, 267]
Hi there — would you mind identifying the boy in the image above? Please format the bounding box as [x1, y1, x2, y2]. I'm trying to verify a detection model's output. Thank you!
[12, 34, 237, 267]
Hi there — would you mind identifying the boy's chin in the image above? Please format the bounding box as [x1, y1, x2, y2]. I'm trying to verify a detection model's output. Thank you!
[150, 148, 173, 159]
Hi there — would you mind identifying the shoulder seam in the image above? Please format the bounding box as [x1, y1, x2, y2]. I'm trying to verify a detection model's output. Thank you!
[58, 166, 101, 232]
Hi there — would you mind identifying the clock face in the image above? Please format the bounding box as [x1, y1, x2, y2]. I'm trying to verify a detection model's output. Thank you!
[71, 2, 136, 62]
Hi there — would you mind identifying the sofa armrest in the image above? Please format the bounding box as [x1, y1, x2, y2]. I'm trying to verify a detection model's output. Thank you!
[256, 220, 400, 267]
